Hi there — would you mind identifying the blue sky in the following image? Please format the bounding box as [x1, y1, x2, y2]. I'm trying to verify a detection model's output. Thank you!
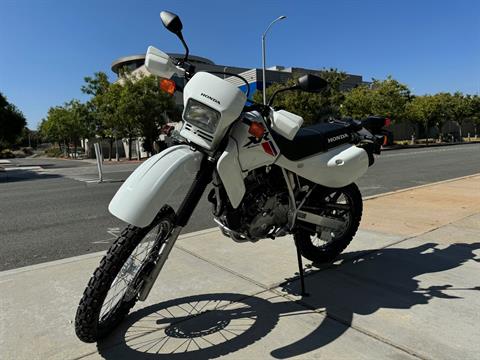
[1, 0, 479, 128]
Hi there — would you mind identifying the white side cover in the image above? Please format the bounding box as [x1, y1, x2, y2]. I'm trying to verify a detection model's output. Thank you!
[275, 144, 369, 188]
[216, 139, 246, 208]
[109, 145, 203, 228]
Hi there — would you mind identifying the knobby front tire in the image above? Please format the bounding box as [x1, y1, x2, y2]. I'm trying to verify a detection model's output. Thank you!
[75, 207, 175, 343]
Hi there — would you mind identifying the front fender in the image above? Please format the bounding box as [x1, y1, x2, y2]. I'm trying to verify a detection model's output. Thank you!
[108, 145, 204, 228]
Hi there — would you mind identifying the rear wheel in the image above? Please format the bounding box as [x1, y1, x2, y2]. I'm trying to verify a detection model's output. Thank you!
[75, 206, 176, 343]
[294, 183, 362, 263]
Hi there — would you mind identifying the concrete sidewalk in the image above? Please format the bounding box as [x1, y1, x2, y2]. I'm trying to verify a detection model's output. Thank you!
[1, 175, 479, 359]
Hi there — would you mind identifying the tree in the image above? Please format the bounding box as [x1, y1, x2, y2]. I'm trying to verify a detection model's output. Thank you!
[132, 75, 177, 156]
[252, 69, 347, 125]
[341, 76, 411, 122]
[446, 92, 472, 139]
[39, 100, 91, 157]
[65, 100, 91, 157]
[39, 106, 69, 151]
[338, 85, 374, 119]
[81, 72, 177, 160]
[470, 95, 480, 137]
[81, 72, 110, 97]
[0, 92, 27, 149]
[404, 94, 448, 145]
[82, 72, 116, 159]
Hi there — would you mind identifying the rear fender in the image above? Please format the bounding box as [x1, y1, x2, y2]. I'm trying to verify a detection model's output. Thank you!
[108, 145, 204, 228]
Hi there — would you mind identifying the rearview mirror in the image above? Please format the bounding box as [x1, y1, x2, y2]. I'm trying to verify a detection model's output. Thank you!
[160, 11, 189, 63]
[160, 11, 183, 35]
[297, 74, 328, 93]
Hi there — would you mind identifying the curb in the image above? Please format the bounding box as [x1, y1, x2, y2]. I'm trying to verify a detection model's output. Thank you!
[0, 227, 220, 277]
[363, 172, 480, 200]
[382, 141, 480, 151]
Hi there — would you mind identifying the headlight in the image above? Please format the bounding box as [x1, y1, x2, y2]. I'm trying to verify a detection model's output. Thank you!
[183, 98, 220, 133]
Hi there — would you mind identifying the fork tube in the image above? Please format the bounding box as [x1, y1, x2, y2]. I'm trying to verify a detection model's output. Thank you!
[138, 226, 182, 301]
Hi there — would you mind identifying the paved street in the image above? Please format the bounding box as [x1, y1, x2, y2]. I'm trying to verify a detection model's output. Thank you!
[0, 143, 479, 271]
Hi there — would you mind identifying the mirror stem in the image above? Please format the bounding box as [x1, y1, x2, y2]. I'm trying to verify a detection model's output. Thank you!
[267, 86, 298, 107]
[177, 33, 189, 63]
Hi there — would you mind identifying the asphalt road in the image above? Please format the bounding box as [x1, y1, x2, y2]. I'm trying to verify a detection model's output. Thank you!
[1, 143, 479, 271]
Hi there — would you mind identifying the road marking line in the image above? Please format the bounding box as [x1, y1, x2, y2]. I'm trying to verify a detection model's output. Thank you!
[4, 166, 43, 171]
[107, 227, 121, 237]
[381, 144, 480, 158]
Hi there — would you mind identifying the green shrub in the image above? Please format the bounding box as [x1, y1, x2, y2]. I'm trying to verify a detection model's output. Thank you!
[45, 147, 63, 157]
[0, 149, 15, 159]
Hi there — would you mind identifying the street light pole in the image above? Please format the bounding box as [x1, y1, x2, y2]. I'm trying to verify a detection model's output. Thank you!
[262, 15, 286, 105]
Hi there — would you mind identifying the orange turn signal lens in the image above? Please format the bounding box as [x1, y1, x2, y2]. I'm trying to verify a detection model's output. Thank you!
[159, 79, 176, 95]
[248, 121, 265, 139]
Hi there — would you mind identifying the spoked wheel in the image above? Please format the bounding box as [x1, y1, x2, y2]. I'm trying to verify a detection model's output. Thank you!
[75, 206, 176, 343]
[294, 183, 362, 263]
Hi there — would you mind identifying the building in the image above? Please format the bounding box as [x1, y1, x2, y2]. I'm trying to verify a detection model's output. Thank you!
[111, 54, 365, 105]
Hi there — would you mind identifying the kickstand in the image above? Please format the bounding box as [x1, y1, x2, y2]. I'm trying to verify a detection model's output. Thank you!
[294, 240, 309, 297]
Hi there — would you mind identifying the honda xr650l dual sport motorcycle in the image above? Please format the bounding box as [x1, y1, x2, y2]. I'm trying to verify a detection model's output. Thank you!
[75, 11, 389, 342]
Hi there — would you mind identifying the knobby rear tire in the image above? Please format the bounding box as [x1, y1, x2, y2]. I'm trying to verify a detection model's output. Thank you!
[75, 207, 175, 343]
[294, 183, 362, 264]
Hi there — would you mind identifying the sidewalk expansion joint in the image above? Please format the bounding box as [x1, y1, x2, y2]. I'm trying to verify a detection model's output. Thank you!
[175, 244, 271, 291]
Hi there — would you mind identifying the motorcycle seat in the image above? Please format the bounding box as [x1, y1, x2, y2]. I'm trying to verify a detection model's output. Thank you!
[271, 121, 356, 161]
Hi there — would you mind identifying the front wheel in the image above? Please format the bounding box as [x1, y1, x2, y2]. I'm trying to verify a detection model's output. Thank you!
[294, 183, 362, 263]
[75, 206, 176, 343]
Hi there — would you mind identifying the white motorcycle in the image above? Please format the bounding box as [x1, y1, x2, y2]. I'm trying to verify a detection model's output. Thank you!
[75, 11, 388, 342]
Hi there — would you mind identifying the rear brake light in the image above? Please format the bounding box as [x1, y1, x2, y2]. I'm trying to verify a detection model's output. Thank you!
[159, 79, 176, 95]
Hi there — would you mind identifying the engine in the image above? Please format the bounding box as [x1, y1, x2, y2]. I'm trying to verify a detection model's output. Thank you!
[210, 167, 290, 241]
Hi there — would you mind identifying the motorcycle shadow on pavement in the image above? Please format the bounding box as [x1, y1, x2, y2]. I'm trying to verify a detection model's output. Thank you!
[97, 241, 480, 359]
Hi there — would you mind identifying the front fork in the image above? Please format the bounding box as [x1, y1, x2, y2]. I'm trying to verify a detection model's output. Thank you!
[138, 156, 215, 301]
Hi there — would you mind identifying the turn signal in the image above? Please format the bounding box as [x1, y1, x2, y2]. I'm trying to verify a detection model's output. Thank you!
[248, 121, 265, 139]
[159, 79, 176, 95]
